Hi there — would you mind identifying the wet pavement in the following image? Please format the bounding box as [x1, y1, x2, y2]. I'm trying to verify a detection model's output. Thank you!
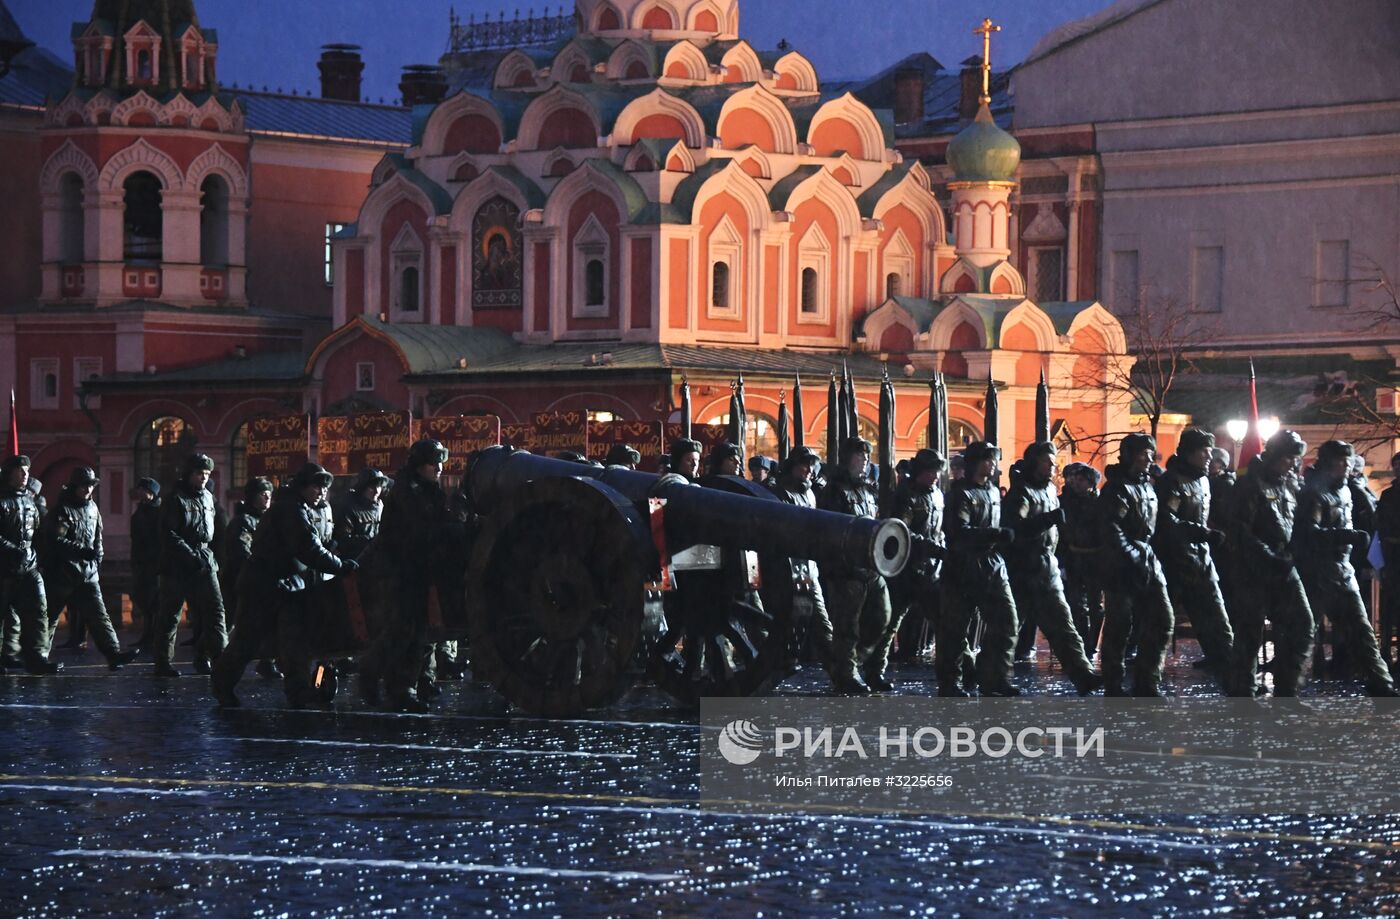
[2, 631, 1399, 916]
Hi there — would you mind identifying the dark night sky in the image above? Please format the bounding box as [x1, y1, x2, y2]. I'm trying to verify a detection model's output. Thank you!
[13, 0, 1113, 102]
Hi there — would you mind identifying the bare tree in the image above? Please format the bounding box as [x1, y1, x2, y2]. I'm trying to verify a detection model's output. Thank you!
[1068, 287, 1213, 460]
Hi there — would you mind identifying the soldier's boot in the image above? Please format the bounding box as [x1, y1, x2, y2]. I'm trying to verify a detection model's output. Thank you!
[256, 659, 283, 679]
[831, 670, 872, 696]
[23, 656, 63, 675]
[1365, 682, 1400, 697]
[417, 676, 443, 700]
[981, 681, 1021, 697]
[938, 681, 971, 698]
[387, 690, 429, 714]
[1102, 667, 1126, 697]
[107, 649, 137, 671]
[862, 667, 895, 692]
[211, 679, 240, 708]
[1071, 670, 1103, 696]
[1132, 678, 1167, 699]
[192, 656, 213, 675]
[153, 660, 181, 678]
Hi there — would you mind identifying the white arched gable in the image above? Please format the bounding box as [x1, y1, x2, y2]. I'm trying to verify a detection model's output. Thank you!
[47, 94, 86, 127]
[780, 169, 862, 239]
[196, 97, 237, 132]
[734, 146, 772, 179]
[686, 0, 726, 31]
[773, 51, 818, 91]
[83, 94, 115, 123]
[448, 168, 532, 236]
[623, 145, 658, 171]
[928, 298, 989, 351]
[420, 91, 506, 158]
[717, 83, 798, 154]
[860, 300, 922, 349]
[872, 171, 944, 244]
[98, 138, 184, 192]
[542, 161, 632, 228]
[162, 93, 198, 126]
[689, 161, 771, 232]
[606, 40, 653, 80]
[355, 172, 438, 237]
[110, 91, 162, 127]
[447, 151, 479, 181]
[1067, 302, 1129, 355]
[588, 0, 625, 31]
[186, 143, 249, 198]
[612, 89, 706, 147]
[908, 161, 933, 191]
[543, 148, 576, 175]
[939, 258, 980, 295]
[551, 41, 596, 83]
[720, 41, 763, 83]
[808, 93, 885, 161]
[663, 141, 695, 172]
[632, 0, 681, 30]
[40, 140, 99, 193]
[832, 153, 861, 187]
[987, 261, 1026, 297]
[493, 50, 539, 89]
[1000, 300, 1057, 351]
[661, 41, 708, 82]
[517, 84, 601, 152]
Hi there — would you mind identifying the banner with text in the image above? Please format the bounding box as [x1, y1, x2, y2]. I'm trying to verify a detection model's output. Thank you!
[317, 412, 411, 476]
[246, 414, 310, 479]
[423, 415, 501, 475]
[530, 411, 588, 456]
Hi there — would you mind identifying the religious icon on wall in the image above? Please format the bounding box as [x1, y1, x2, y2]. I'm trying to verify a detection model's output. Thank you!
[472, 196, 522, 310]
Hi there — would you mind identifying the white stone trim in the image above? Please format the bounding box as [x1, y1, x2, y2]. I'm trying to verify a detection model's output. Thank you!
[572, 213, 612, 319]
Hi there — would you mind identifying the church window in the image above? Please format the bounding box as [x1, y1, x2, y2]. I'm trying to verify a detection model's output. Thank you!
[586, 260, 605, 307]
[801, 268, 819, 314]
[400, 266, 420, 313]
[230, 422, 249, 493]
[572, 214, 610, 319]
[707, 215, 742, 318]
[324, 223, 347, 285]
[31, 360, 59, 411]
[886, 272, 900, 300]
[356, 363, 376, 392]
[1029, 246, 1064, 303]
[199, 175, 229, 267]
[136, 49, 152, 81]
[123, 171, 163, 262]
[59, 173, 85, 264]
[73, 358, 102, 410]
[389, 223, 424, 321]
[135, 416, 197, 487]
[712, 262, 730, 310]
[797, 221, 831, 322]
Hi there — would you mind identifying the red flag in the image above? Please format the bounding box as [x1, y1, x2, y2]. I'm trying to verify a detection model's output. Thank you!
[1237, 360, 1262, 472]
[5, 389, 17, 459]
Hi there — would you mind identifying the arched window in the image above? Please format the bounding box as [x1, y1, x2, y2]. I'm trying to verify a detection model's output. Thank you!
[400, 266, 420, 313]
[712, 261, 730, 310]
[585, 259, 605, 307]
[185, 53, 199, 85]
[59, 173, 85, 264]
[915, 419, 982, 457]
[43, 372, 58, 400]
[886, 272, 901, 300]
[135, 416, 197, 489]
[136, 49, 152, 80]
[123, 171, 162, 262]
[230, 422, 248, 491]
[704, 411, 780, 466]
[199, 175, 229, 267]
[800, 267, 819, 314]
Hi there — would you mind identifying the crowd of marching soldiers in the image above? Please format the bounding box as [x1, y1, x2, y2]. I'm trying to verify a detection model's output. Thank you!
[2, 422, 1399, 710]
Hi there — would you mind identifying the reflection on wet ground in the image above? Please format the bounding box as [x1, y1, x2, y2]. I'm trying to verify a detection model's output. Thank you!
[1, 632, 1398, 916]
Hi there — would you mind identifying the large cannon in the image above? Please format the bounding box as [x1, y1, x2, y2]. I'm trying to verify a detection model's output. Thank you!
[463, 446, 910, 715]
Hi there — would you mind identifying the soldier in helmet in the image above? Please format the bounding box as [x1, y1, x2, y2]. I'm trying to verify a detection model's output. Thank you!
[1058, 462, 1103, 654]
[884, 448, 946, 669]
[1154, 429, 1238, 692]
[0, 456, 59, 674]
[937, 441, 1019, 697]
[358, 439, 455, 712]
[604, 444, 641, 470]
[818, 436, 893, 693]
[1295, 440, 1397, 696]
[153, 453, 226, 677]
[334, 468, 388, 561]
[768, 446, 833, 669]
[1229, 430, 1315, 696]
[211, 463, 358, 708]
[1377, 452, 1400, 668]
[710, 442, 743, 478]
[220, 477, 277, 679]
[669, 439, 703, 482]
[1003, 442, 1102, 694]
[41, 467, 135, 670]
[1098, 433, 1175, 697]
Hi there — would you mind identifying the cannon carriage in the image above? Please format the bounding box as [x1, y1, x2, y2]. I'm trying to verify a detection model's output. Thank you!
[461, 446, 910, 716]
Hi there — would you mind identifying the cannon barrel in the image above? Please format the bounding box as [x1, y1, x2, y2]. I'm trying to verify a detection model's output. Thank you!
[468, 447, 910, 578]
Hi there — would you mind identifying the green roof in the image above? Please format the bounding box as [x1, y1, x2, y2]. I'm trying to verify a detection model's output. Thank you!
[314, 316, 517, 376]
[946, 102, 1021, 183]
[857, 162, 914, 218]
[1037, 301, 1097, 335]
[86, 350, 308, 388]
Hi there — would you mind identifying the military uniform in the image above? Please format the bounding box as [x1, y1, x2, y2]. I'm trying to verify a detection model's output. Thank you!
[1058, 473, 1103, 654]
[0, 458, 53, 671]
[1098, 450, 1175, 696]
[360, 441, 457, 709]
[817, 450, 893, 691]
[885, 464, 944, 668]
[1294, 446, 1396, 695]
[42, 470, 132, 668]
[766, 457, 832, 669]
[937, 457, 1018, 696]
[1229, 452, 1314, 696]
[154, 456, 227, 674]
[332, 470, 385, 561]
[1002, 459, 1099, 693]
[1155, 452, 1237, 691]
[213, 465, 354, 707]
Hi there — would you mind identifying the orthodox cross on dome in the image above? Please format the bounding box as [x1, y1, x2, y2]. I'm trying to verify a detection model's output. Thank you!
[972, 17, 1001, 104]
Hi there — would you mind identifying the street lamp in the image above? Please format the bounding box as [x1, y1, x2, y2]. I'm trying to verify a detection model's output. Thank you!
[1226, 419, 1247, 465]
[1258, 417, 1281, 443]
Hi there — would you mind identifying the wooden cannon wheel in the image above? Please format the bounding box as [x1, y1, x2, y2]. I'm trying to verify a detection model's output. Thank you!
[647, 476, 800, 706]
[465, 476, 655, 716]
